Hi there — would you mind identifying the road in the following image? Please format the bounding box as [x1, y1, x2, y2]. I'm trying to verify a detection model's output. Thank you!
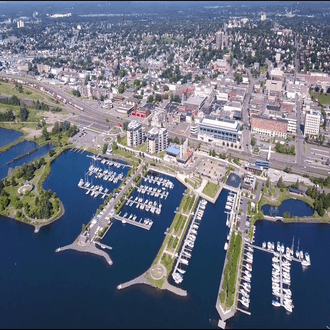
[2, 72, 330, 179]
[88, 159, 144, 241]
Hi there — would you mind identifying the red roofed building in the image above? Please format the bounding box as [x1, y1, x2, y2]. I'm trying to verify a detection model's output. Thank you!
[251, 117, 287, 138]
[179, 88, 194, 93]
[280, 102, 295, 113]
[179, 106, 188, 112]
[131, 107, 150, 118]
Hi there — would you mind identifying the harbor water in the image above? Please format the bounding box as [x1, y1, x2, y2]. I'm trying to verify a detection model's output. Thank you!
[0, 139, 54, 180]
[0, 137, 330, 328]
[0, 127, 23, 148]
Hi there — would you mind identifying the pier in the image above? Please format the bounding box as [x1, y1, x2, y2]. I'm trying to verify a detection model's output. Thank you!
[86, 154, 131, 168]
[245, 241, 302, 264]
[113, 214, 152, 230]
[171, 199, 207, 285]
[55, 240, 113, 265]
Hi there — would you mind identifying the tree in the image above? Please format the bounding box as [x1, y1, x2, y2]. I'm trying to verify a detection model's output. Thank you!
[163, 85, 169, 92]
[19, 104, 29, 121]
[277, 176, 284, 188]
[251, 136, 256, 146]
[118, 83, 125, 94]
[147, 95, 154, 103]
[102, 143, 108, 154]
[155, 94, 162, 103]
[112, 141, 118, 150]
[42, 127, 50, 140]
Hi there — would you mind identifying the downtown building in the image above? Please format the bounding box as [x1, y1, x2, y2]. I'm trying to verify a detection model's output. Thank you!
[304, 111, 321, 137]
[215, 30, 226, 50]
[127, 120, 145, 147]
[251, 116, 287, 139]
[147, 127, 168, 154]
[198, 116, 241, 145]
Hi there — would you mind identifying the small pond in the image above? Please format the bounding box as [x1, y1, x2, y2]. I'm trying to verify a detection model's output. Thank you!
[261, 199, 314, 217]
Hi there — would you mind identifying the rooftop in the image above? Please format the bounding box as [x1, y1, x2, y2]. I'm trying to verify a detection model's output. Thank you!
[200, 116, 239, 131]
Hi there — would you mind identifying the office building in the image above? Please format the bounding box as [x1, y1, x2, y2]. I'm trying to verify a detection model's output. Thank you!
[147, 127, 168, 154]
[127, 120, 145, 147]
[304, 112, 320, 137]
[198, 116, 241, 145]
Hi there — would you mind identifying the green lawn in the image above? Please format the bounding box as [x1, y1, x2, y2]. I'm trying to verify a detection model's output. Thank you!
[0, 82, 58, 105]
[133, 141, 147, 153]
[202, 181, 220, 198]
[310, 90, 330, 106]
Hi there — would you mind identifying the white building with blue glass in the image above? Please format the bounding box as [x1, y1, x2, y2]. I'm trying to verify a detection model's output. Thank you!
[198, 116, 241, 146]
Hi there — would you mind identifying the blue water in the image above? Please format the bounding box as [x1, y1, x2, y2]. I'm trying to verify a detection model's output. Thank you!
[262, 199, 314, 217]
[0, 149, 231, 328]
[228, 220, 330, 329]
[0, 141, 54, 180]
[0, 127, 23, 148]
[0, 146, 330, 328]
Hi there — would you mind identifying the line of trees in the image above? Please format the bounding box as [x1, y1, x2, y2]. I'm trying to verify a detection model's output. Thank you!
[0, 109, 15, 121]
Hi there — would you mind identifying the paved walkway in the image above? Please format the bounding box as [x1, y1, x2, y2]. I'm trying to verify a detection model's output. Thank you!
[56, 240, 113, 265]
[117, 270, 187, 297]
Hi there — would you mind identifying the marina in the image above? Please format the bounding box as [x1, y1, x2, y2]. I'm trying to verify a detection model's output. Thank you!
[243, 237, 311, 314]
[171, 198, 207, 285]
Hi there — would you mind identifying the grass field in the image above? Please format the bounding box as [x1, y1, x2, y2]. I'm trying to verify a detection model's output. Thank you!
[0, 81, 58, 105]
[202, 181, 220, 198]
[310, 90, 330, 106]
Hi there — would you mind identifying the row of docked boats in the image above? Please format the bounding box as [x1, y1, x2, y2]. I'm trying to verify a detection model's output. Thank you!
[144, 175, 174, 189]
[137, 185, 169, 199]
[172, 199, 207, 284]
[239, 244, 254, 309]
[263, 237, 311, 267]
[225, 191, 236, 212]
[126, 197, 162, 215]
[120, 212, 153, 227]
[101, 158, 123, 168]
[271, 244, 294, 313]
[88, 165, 123, 183]
[78, 180, 110, 199]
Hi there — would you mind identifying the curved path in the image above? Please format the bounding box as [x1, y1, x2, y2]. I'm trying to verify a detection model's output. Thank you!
[56, 240, 113, 265]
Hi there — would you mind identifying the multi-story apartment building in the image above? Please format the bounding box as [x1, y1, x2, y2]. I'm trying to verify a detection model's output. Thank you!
[215, 30, 225, 50]
[147, 127, 168, 154]
[127, 120, 145, 147]
[304, 112, 321, 137]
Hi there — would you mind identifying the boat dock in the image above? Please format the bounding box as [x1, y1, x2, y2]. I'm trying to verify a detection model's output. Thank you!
[113, 214, 152, 230]
[236, 307, 251, 315]
[245, 239, 310, 313]
[86, 155, 131, 168]
[245, 242, 302, 264]
[171, 199, 207, 285]
[94, 241, 113, 251]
